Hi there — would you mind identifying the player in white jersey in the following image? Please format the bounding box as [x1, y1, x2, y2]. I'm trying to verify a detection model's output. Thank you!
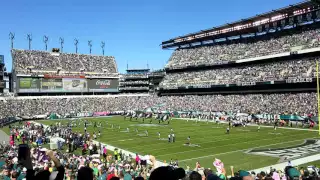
[158, 132, 161, 140]
[187, 136, 190, 144]
[127, 127, 130, 132]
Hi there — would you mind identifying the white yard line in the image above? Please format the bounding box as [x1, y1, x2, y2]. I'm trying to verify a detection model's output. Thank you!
[118, 139, 134, 142]
[32, 120, 319, 169]
[156, 132, 313, 157]
[127, 124, 314, 150]
[174, 118, 319, 132]
[250, 154, 320, 173]
[178, 138, 312, 162]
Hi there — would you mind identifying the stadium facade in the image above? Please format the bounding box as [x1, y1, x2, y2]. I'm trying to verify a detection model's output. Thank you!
[12, 48, 120, 96]
[0, 0, 318, 119]
[119, 69, 151, 93]
[159, 0, 320, 96]
[119, 69, 165, 93]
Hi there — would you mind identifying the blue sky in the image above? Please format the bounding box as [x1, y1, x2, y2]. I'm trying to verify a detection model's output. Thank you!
[0, 0, 302, 73]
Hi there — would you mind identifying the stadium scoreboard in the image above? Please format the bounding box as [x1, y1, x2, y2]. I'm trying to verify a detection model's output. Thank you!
[16, 76, 119, 93]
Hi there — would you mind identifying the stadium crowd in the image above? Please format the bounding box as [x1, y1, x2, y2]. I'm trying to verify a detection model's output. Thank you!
[12, 49, 118, 73]
[0, 121, 319, 180]
[119, 81, 149, 85]
[0, 93, 316, 118]
[161, 58, 315, 88]
[14, 70, 119, 77]
[119, 87, 150, 91]
[121, 74, 148, 79]
[166, 28, 320, 69]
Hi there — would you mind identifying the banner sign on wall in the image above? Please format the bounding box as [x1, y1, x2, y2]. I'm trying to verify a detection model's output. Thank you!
[17, 78, 40, 93]
[17, 78, 118, 93]
[62, 78, 87, 92]
[88, 79, 119, 92]
[93, 112, 110, 116]
[40, 78, 63, 92]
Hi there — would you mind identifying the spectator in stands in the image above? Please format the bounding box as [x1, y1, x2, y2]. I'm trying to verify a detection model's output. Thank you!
[0, 93, 317, 119]
[166, 28, 320, 69]
[161, 58, 315, 89]
[12, 49, 117, 73]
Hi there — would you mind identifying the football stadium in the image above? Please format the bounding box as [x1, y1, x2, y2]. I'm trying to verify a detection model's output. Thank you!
[1, 0, 320, 180]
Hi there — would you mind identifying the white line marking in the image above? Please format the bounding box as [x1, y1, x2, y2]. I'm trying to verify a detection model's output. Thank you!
[178, 138, 314, 162]
[174, 118, 319, 132]
[154, 131, 313, 156]
[118, 139, 134, 142]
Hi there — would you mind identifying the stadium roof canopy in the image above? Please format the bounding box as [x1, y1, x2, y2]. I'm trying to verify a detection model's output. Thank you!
[161, 0, 320, 48]
[126, 68, 150, 71]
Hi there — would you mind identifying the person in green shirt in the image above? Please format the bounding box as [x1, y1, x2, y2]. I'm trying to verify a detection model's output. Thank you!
[123, 171, 132, 180]
[92, 166, 99, 177]
[17, 168, 27, 180]
[97, 172, 107, 180]
[2, 168, 11, 180]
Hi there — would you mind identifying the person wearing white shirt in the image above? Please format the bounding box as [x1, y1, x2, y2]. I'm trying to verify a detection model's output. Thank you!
[172, 134, 175, 142]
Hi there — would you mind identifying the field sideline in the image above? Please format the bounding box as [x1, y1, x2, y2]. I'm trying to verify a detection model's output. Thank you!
[37, 116, 318, 171]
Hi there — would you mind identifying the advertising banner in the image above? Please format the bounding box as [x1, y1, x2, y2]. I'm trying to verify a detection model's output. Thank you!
[40, 78, 63, 92]
[93, 112, 110, 116]
[17, 78, 40, 93]
[88, 79, 119, 92]
[77, 112, 93, 117]
[62, 78, 87, 92]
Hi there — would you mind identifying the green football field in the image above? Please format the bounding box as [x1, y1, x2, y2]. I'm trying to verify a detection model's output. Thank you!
[37, 116, 319, 172]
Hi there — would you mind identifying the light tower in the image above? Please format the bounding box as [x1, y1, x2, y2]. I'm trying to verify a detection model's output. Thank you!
[101, 41, 105, 55]
[59, 37, 64, 52]
[9, 32, 15, 49]
[88, 40, 92, 54]
[27, 34, 32, 50]
[74, 39, 79, 53]
[43, 35, 49, 51]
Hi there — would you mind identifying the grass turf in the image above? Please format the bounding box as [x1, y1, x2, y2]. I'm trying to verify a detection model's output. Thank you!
[12, 116, 320, 172]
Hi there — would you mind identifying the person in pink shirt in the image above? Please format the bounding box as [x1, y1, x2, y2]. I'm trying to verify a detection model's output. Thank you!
[135, 153, 140, 166]
[10, 140, 14, 146]
[272, 171, 280, 180]
[103, 146, 107, 159]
